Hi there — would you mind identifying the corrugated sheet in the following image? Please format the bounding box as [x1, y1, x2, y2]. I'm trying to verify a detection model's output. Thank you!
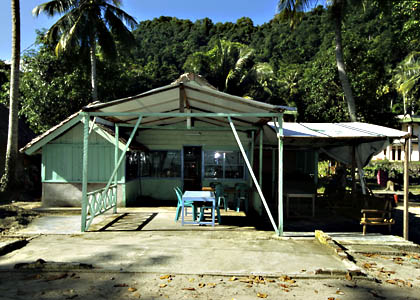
[83, 74, 296, 127]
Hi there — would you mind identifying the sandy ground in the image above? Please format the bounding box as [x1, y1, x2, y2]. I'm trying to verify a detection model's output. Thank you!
[1, 270, 420, 300]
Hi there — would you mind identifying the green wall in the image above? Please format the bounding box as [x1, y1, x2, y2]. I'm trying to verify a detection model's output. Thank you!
[42, 123, 124, 183]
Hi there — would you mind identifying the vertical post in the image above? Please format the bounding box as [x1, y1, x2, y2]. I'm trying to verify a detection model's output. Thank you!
[272, 148, 276, 200]
[351, 145, 357, 207]
[277, 117, 284, 235]
[114, 123, 119, 213]
[81, 113, 89, 232]
[250, 131, 255, 188]
[403, 138, 409, 240]
[259, 129, 263, 188]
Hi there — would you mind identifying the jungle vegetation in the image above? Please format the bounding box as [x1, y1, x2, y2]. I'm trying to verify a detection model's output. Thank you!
[1, 1, 419, 134]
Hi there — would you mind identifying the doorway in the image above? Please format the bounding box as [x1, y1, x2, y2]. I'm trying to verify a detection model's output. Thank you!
[183, 146, 202, 191]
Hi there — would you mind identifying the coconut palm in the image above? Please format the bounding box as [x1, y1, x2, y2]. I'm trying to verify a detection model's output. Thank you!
[184, 40, 276, 99]
[277, 0, 368, 121]
[33, 0, 137, 101]
[393, 52, 420, 114]
[1, 0, 21, 192]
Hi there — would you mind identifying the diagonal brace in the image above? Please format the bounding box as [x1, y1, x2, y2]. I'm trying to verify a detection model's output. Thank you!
[228, 117, 279, 234]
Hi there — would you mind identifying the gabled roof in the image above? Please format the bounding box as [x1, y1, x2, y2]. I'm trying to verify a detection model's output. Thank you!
[20, 111, 146, 155]
[83, 73, 296, 128]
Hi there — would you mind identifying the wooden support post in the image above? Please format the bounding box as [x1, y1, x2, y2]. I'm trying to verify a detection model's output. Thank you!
[404, 138, 409, 240]
[81, 113, 89, 232]
[229, 117, 278, 234]
[114, 123, 119, 213]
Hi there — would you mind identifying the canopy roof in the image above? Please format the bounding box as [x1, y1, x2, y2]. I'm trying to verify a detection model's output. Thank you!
[265, 122, 410, 148]
[83, 73, 296, 128]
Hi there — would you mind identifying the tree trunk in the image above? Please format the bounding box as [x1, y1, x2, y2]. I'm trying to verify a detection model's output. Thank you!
[90, 42, 98, 101]
[1, 0, 20, 192]
[334, 10, 357, 122]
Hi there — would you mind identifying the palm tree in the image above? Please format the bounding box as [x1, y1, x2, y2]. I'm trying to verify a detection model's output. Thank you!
[277, 0, 365, 121]
[393, 52, 420, 115]
[184, 40, 277, 99]
[1, 0, 21, 192]
[33, 0, 137, 101]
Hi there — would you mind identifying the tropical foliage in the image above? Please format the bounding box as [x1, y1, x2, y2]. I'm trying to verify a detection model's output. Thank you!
[1, 1, 420, 133]
[33, 0, 137, 101]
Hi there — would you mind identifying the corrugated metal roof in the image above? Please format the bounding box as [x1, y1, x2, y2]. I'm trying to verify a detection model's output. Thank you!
[83, 74, 296, 127]
[265, 122, 410, 148]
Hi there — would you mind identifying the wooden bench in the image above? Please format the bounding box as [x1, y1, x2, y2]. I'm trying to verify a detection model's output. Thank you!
[360, 208, 394, 235]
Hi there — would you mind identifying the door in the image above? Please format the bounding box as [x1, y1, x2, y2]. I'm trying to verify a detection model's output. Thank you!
[183, 146, 202, 191]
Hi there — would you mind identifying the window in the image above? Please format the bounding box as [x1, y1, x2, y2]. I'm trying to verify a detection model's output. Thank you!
[140, 151, 181, 178]
[204, 150, 245, 179]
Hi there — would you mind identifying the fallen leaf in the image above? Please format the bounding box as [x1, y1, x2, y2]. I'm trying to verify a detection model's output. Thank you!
[279, 275, 291, 282]
[182, 287, 196, 291]
[114, 283, 129, 287]
[159, 284, 167, 288]
[327, 298, 335, 300]
[160, 275, 171, 280]
[345, 272, 352, 281]
[128, 287, 137, 292]
[257, 293, 268, 298]
[267, 279, 275, 283]
[286, 279, 296, 284]
[207, 283, 216, 288]
[385, 279, 397, 285]
[229, 276, 238, 281]
[278, 283, 289, 289]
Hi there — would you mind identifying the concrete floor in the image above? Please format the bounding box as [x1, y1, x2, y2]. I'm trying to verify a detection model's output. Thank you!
[1, 207, 352, 277]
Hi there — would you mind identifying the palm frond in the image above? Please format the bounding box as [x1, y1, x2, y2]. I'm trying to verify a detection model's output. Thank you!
[33, 0, 77, 17]
[96, 18, 117, 59]
[104, 4, 137, 29]
[55, 13, 84, 55]
[104, 6, 135, 46]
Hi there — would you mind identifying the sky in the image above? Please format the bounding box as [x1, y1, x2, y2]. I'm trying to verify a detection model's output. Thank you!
[0, 0, 326, 61]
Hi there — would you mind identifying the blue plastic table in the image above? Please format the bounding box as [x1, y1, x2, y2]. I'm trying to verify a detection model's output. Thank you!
[182, 191, 215, 226]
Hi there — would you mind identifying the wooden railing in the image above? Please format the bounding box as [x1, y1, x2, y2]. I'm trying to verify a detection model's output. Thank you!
[84, 184, 117, 231]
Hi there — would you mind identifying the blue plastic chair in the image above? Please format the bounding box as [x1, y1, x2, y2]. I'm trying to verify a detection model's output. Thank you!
[198, 190, 222, 224]
[215, 184, 228, 211]
[235, 183, 249, 213]
[174, 188, 197, 222]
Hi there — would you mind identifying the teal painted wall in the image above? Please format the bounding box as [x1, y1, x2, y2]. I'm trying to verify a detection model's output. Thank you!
[42, 123, 124, 183]
[136, 129, 251, 201]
